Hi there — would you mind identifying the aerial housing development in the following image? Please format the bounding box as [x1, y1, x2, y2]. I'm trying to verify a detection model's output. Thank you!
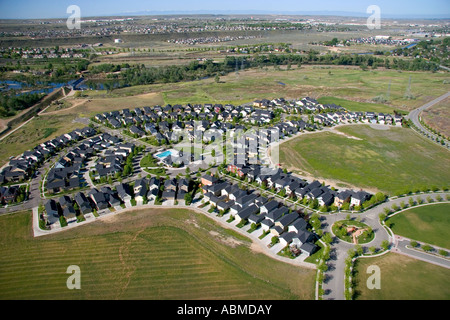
[0, 1, 449, 304]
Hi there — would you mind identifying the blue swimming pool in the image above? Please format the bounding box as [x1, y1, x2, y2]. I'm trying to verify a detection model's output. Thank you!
[156, 151, 172, 159]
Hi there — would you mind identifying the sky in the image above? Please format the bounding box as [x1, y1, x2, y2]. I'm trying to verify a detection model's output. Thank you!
[0, 0, 449, 19]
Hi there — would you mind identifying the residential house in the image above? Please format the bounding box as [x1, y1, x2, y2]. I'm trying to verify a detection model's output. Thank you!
[288, 218, 308, 233]
[89, 189, 109, 210]
[334, 190, 353, 207]
[275, 212, 299, 230]
[260, 200, 279, 215]
[235, 204, 259, 223]
[266, 206, 289, 223]
[44, 199, 60, 225]
[74, 192, 92, 215]
[116, 183, 132, 202]
[350, 191, 372, 207]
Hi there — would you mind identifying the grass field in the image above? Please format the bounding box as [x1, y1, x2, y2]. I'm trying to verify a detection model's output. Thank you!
[77, 65, 450, 111]
[353, 252, 450, 300]
[422, 96, 450, 139]
[388, 203, 450, 248]
[278, 124, 450, 195]
[317, 96, 397, 114]
[0, 114, 84, 167]
[0, 208, 315, 300]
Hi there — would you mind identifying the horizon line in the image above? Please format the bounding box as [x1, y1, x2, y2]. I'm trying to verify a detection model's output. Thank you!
[1, 9, 449, 20]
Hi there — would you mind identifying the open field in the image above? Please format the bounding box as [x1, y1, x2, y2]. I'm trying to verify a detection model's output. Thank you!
[317, 96, 397, 114]
[388, 203, 450, 248]
[0, 208, 315, 300]
[0, 113, 84, 167]
[353, 252, 450, 300]
[421, 96, 450, 139]
[78, 65, 450, 110]
[278, 124, 450, 195]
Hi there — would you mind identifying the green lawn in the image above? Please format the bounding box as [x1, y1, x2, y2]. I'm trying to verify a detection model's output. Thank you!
[0, 209, 315, 300]
[353, 252, 450, 300]
[317, 96, 397, 114]
[388, 203, 450, 248]
[279, 124, 450, 196]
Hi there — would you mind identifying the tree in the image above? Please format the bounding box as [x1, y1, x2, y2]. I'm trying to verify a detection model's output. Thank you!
[381, 240, 390, 251]
[184, 192, 193, 205]
[322, 232, 332, 244]
[215, 74, 220, 83]
[271, 236, 279, 246]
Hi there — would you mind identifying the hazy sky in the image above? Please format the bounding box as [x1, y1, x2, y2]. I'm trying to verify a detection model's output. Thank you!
[0, 0, 449, 19]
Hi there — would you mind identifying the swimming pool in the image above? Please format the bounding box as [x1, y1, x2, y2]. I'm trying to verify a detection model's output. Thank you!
[155, 150, 174, 159]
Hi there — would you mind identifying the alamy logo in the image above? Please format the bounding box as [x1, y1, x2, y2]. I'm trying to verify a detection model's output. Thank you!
[366, 265, 381, 290]
[367, 5, 381, 30]
[66, 5, 81, 30]
[66, 265, 81, 289]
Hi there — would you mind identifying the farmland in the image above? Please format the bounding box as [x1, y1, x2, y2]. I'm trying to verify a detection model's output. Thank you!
[0, 208, 315, 300]
[278, 124, 450, 195]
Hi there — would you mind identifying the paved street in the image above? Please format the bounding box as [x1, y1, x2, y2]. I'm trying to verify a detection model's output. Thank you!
[321, 193, 450, 300]
[407, 91, 450, 148]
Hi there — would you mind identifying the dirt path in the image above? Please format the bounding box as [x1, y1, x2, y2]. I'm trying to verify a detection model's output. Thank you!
[40, 99, 88, 116]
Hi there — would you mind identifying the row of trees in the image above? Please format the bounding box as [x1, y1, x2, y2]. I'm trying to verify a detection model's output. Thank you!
[85, 51, 441, 90]
[0, 92, 44, 117]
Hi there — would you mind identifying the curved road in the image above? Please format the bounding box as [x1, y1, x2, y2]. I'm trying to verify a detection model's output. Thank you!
[407, 91, 450, 148]
[321, 193, 450, 300]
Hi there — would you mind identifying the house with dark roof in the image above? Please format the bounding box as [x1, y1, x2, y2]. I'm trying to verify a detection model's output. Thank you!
[259, 200, 279, 215]
[276, 212, 299, 230]
[44, 199, 60, 225]
[161, 190, 176, 201]
[299, 242, 318, 256]
[318, 192, 334, 207]
[248, 213, 266, 225]
[130, 125, 145, 137]
[288, 218, 308, 233]
[89, 190, 109, 211]
[63, 205, 77, 223]
[235, 204, 259, 223]
[266, 206, 288, 222]
[261, 218, 275, 232]
[334, 190, 353, 207]
[280, 231, 296, 247]
[74, 192, 92, 215]
[350, 191, 372, 207]
[235, 193, 258, 208]
[116, 183, 132, 202]
[101, 186, 122, 207]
